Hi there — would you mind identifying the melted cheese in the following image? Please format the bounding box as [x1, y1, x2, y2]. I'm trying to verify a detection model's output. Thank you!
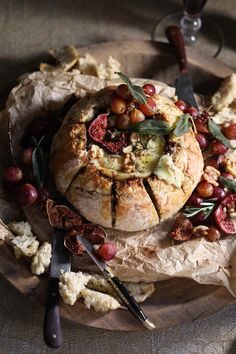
[89, 136, 165, 180]
[154, 153, 184, 188]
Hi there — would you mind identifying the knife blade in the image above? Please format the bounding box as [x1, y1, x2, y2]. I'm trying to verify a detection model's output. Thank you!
[43, 229, 71, 348]
[76, 235, 155, 330]
[166, 25, 198, 109]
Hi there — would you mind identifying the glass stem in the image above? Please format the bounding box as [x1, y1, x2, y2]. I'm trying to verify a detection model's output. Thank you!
[180, 14, 202, 45]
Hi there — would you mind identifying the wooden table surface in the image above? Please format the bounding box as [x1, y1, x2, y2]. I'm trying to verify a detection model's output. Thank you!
[0, 0, 236, 353]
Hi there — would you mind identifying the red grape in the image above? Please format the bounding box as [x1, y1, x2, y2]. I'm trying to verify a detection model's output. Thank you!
[139, 98, 157, 116]
[222, 123, 236, 140]
[221, 172, 233, 180]
[115, 114, 130, 130]
[206, 226, 220, 242]
[175, 100, 187, 111]
[187, 193, 203, 207]
[184, 106, 198, 117]
[204, 157, 219, 169]
[191, 211, 206, 225]
[16, 183, 38, 206]
[126, 100, 136, 113]
[211, 140, 227, 155]
[116, 84, 132, 100]
[3, 166, 23, 183]
[111, 98, 126, 115]
[194, 112, 209, 134]
[197, 181, 214, 198]
[129, 109, 145, 124]
[22, 147, 33, 166]
[143, 83, 156, 96]
[212, 186, 227, 201]
[195, 133, 208, 150]
[96, 242, 117, 261]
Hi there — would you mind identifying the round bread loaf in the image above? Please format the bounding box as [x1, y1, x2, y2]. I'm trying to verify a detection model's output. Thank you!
[50, 83, 204, 232]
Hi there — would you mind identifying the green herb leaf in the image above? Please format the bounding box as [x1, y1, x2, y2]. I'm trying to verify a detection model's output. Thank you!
[129, 120, 171, 136]
[208, 119, 232, 148]
[183, 200, 216, 219]
[219, 176, 236, 193]
[173, 114, 191, 137]
[32, 136, 46, 188]
[115, 72, 147, 104]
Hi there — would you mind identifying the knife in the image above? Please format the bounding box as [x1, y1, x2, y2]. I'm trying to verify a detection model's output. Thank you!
[76, 235, 156, 330]
[166, 25, 198, 109]
[43, 229, 71, 348]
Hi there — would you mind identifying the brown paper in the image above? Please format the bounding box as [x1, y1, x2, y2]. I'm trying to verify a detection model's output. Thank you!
[2, 69, 236, 297]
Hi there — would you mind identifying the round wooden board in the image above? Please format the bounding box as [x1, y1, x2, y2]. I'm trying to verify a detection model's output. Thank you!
[0, 40, 235, 332]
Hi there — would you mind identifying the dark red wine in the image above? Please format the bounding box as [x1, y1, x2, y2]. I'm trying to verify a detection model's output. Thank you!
[183, 0, 208, 15]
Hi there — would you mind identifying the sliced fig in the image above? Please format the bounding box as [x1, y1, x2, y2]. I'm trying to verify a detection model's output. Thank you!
[88, 113, 127, 153]
[102, 138, 126, 153]
[170, 213, 193, 241]
[64, 228, 85, 256]
[88, 113, 108, 143]
[214, 194, 236, 234]
[46, 199, 83, 230]
[83, 224, 106, 244]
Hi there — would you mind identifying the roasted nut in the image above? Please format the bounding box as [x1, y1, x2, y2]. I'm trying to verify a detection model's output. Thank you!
[202, 165, 220, 186]
[123, 153, 136, 173]
[223, 158, 236, 177]
[192, 225, 209, 239]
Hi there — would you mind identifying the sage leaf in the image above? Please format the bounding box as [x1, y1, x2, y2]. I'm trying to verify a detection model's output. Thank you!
[208, 119, 232, 148]
[173, 114, 191, 137]
[115, 72, 147, 104]
[32, 136, 46, 188]
[129, 120, 171, 136]
[219, 176, 236, 193]
[183, 200, 216, 219]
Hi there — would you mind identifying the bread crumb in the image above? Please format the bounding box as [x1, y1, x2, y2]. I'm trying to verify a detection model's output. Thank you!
[59, 271, 91, 305]
[81, 288, 120, 312]
[11, 235, 39, 259]
[31, 242, 52, 275]
[211, 74, 236, 112]
[8, 221, 33, 237]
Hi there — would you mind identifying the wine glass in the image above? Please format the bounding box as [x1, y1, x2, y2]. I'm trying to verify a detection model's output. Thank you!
[152, 0, 224, 57]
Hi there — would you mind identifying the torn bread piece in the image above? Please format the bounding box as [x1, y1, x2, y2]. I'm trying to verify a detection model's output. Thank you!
[59, 271, 91, 305]
[31, 242, 52, 275]
[8, 221, 33, 237]
[0, 219, 15, 242]
[87, 274, 155, 303]
[81, 288, 121, 312]
[11, 235, 39, 259]
[211, 74, 236, 112]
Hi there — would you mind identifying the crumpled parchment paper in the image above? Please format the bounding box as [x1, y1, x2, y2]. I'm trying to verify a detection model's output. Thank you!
[2, 69, 236, 297]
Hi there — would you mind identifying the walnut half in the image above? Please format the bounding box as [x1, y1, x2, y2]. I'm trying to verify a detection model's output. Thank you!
[202, 165, 220, 186]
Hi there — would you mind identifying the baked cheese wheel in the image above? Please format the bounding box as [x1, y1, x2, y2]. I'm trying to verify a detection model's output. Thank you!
[50, 84, 204, 232]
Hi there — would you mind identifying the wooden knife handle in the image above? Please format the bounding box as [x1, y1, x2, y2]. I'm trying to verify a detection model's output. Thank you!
[43, 277, 63, 348]
[166, 26, 188, 74]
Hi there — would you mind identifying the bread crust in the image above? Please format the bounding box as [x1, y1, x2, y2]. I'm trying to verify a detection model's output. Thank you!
[50, 123, 87, 194]
[66, 165, 113, 228]
[114, 179, 159, 231]
[50, 83, 204, 232]
[147, 131, 203, 220]
[63, 86, 115, 125]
